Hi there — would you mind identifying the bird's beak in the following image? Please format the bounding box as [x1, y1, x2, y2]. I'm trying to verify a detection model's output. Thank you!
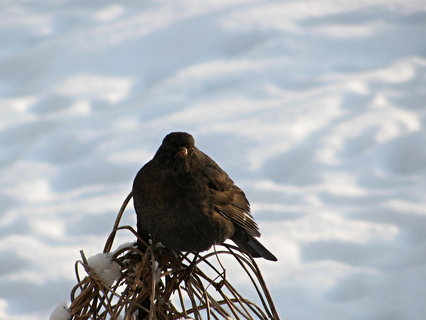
[177, 147, 188, 158]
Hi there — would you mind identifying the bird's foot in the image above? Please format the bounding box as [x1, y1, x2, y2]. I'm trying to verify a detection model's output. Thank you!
[179, 253, 199, 280]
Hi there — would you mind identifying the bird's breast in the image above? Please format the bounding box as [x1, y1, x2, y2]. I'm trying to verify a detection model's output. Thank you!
[135, 169, 234, 251]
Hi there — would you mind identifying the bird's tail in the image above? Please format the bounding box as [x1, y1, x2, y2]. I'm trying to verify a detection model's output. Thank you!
[231, 229, 277, 261]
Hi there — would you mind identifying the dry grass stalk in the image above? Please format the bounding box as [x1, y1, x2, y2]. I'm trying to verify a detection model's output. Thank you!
[68, 193, 280, 320]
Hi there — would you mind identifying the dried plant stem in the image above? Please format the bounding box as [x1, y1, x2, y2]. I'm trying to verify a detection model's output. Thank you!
[68, 192, 280, 320]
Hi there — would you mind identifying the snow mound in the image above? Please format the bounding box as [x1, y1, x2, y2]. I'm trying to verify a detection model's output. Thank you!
[49, 302, 71, 320]
[87, 253, 121, 286]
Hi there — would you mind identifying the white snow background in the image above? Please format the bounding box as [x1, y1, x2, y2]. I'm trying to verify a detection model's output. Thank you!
[1, 0, 426, 319]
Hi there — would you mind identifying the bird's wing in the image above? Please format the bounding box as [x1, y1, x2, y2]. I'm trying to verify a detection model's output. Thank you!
[200, 151, 261, 237]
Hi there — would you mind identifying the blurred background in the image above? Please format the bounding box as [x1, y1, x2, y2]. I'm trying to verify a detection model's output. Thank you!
[1, 0, 426, 319]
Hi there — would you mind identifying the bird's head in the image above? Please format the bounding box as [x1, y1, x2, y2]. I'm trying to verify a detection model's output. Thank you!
[156, 132, 195, 172]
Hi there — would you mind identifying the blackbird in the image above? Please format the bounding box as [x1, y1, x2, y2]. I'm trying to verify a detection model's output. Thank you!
[132, 132, 277, 261]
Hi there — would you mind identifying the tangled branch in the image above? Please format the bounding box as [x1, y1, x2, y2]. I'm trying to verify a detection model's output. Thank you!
[68, 193, 280, 320]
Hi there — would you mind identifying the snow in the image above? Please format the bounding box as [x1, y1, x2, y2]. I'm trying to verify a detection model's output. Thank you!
[0, 0, 426, 319]
[49, 303, 70, 320]
[113, 241, 136, 254]
[87, 253, 121, 287]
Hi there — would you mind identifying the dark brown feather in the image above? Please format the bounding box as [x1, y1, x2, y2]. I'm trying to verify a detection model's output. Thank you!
[132, 132, 277, 261]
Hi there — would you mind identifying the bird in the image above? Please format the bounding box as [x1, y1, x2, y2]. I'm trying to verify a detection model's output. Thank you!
[132, 132, 277, 261]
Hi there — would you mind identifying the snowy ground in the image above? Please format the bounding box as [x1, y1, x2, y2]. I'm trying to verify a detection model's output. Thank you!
[1, 0, 426, 319]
